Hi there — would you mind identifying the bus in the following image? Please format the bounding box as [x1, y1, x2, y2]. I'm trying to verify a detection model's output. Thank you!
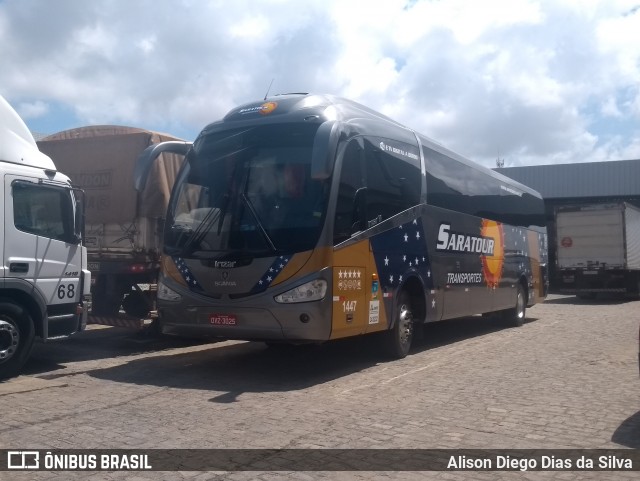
[135, 93, 548, 358]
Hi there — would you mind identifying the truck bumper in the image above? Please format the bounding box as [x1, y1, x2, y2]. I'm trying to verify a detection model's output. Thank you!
[557, 269, 638, 294]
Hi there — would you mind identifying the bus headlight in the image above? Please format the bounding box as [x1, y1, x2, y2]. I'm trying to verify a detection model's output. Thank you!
[157, 279, 182, 302]
[274, 279, 327, 304]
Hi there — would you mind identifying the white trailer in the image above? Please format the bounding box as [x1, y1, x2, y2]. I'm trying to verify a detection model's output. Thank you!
[0, 95, 91, 379]
[38, 127, 186, 327]
[556, 202, 640, 298]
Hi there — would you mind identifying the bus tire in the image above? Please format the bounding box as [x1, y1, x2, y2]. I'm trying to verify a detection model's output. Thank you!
[502, 283, 526, 327]
[0, 300, 35, 380]
[384, 291, 413, 359]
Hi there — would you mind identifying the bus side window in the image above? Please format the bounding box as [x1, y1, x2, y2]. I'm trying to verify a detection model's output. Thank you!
[364, 138, 421, 222]
[333, 140, 365, 245]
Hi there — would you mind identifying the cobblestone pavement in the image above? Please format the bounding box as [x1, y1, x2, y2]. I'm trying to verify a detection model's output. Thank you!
[0, 294, 638, 481]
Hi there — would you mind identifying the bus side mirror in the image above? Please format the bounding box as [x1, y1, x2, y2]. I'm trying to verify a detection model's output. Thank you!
[134, 141, 192, 192]
[311, 120, 342, 180]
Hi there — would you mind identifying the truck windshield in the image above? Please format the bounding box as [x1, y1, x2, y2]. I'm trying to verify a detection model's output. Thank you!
[165, 122, 329, 257]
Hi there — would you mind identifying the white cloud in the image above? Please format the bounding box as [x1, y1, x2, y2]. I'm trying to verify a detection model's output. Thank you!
[137, 36, 156, 55]
[16, 100, 49, 119]
[229, 14, 271, 40]
[601, 96, 623, 117]
[0, 0, 638, 166]
[630, 88, 640, 118]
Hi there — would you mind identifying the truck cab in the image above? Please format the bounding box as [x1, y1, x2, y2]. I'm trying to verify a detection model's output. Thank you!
[0, 95, 91, 379]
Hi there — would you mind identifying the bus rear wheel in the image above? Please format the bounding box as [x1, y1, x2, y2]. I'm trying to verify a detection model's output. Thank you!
[384, 291, 413, 359]
[0, 300, 35, 380]
[502, 283, 526, 327]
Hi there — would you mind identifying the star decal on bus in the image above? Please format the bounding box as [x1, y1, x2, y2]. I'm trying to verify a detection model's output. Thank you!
[370, 217, 433, 290]
[173, 256, 204, 292]
[338, 269, 363, 279]
[250, 255, 291, 293]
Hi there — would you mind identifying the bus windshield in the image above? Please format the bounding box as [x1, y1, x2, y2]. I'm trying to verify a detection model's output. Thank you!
[165, 122, 329, 257]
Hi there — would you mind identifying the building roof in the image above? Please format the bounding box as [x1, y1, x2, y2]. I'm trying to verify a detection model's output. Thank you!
[31, 131, 50, 141]
[495, 159, 640, 199]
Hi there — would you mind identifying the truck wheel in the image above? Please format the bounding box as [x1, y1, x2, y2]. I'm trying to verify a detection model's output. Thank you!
[502, 283, 526, 327]
[122, 291, 151, 319]
[384, 291, 413, 359]
[0, 301, 35, 380]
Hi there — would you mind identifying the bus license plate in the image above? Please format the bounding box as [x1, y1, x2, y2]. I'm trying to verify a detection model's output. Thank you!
[210, 314, 237, 326]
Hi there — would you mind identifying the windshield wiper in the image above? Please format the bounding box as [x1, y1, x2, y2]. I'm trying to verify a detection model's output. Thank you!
[240, 193, 277, 252]
[178, 207, 223, 256]
[166, 224, 194, 255]
[217, 193, 231, 235]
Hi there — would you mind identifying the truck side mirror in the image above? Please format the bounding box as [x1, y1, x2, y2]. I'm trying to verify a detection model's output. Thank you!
[134, 141, 192, 192]
[71, 187, 85, 245]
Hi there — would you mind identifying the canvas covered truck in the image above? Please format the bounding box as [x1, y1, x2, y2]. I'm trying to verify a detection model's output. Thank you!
[0, 95, 91, 379]
[556, 202, 640, 298]
[38, 127, 187, 327]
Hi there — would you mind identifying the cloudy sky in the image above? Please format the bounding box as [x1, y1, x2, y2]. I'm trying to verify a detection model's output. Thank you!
[1, 0, 639, 167]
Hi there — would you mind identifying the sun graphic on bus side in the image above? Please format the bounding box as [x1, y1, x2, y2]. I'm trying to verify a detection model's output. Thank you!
[480, 219, 504, 289]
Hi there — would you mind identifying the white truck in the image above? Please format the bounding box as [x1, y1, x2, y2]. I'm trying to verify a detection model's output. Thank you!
[37, 127, 186, 326]
[556, 202, 640, 298]
[0, 95, 91, 379]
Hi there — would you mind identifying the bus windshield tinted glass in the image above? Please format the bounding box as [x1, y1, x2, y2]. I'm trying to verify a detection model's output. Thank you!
[165, 123, 328, 256]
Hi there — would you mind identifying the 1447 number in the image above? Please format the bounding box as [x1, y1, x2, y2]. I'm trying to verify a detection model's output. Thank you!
[342, 300, 357, 312]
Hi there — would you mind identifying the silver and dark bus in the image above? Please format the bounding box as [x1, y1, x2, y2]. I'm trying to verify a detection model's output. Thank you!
[136, 94, 548, 358]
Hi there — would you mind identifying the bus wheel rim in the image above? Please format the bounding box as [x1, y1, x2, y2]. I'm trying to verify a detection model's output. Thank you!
[516, 290, 525, 319]
[0, 319, 20, 362]
[398, 304, 413, 346]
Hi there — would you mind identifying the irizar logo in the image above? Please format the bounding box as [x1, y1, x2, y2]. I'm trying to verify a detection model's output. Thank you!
[214, 261, 236, 268]
[436, 223, 495, 255]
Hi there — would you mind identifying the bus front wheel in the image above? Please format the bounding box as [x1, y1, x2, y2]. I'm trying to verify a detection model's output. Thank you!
[384, 291, 413, 359]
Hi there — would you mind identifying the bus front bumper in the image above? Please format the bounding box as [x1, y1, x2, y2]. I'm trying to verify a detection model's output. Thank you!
[158, 302, 331, 342]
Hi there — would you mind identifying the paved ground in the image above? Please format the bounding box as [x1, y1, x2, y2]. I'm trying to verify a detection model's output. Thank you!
[0, 294, 638, 480]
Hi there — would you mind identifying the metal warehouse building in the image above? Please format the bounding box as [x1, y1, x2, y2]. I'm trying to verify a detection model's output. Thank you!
[495, 158, 640, 291]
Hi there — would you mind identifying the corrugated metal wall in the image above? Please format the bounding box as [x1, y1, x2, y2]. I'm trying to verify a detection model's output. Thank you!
[625, 204, 640, 270]
[496, 159, 640, 199]
[495, 159, 640, 291]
